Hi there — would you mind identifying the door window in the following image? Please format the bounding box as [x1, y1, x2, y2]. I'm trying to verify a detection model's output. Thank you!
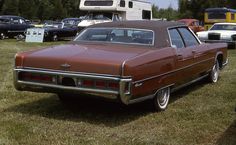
[169, 28, 184, 49]
[178, 28, 199, 47]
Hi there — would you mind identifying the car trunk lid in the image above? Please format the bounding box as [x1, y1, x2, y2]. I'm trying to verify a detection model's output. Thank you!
[22, 43, 150, 75]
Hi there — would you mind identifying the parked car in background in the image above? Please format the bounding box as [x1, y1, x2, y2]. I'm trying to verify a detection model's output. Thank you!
[197, 23, 236, 49]
[42, 22, 79, 41]
[62, 18, 82, 26]
[0, 15, 33, 39]
[14, 21, 228, 111]
[177, 19, 204, 33]
[78, 12, 113, 31]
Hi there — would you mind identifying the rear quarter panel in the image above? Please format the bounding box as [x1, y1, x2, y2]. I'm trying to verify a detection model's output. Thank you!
[123, 47, 177, 98]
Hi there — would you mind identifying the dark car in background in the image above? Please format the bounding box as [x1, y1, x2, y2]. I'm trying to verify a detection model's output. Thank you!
[43, 22, 79, 41]
[0, 15, 33, 39]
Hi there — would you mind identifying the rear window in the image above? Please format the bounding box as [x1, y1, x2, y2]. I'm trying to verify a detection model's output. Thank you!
[75, 28, 154, 46]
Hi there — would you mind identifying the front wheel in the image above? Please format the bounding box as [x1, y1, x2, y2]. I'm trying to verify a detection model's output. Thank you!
[153, 87, 170, 111]
[209, 60, 220, 83]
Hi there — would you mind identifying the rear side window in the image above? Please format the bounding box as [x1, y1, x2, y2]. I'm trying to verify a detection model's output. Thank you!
[169, 29, 184, 49]
[178, 28, 199, 47]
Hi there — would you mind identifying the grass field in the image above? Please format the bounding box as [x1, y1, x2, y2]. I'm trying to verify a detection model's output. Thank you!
[0, 40, 235, 145]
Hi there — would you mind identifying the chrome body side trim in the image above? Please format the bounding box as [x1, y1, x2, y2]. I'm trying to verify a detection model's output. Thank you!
[128, 94, 154, 104]
[133, 57, 214, 84]
[171, 74, 209, 93]
[18, 67, 122, 78]
[128, 84, 175, 104]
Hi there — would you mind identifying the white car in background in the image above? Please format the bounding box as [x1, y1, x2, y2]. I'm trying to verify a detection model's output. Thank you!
[197, 23, 236, 49]
[77, 12, 113, 31]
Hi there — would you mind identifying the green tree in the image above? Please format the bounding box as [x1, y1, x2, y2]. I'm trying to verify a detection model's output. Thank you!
[178, 0, 229, 20]
[62, 0, 84, 17]
[152, 4, 178, 20]
[18, 0, 37, 19]
[37, 0, 54, 20]
[226, 0, 236, 8]
[152, 5, 159, 18]
[51, 0, 67, 20]
[0, 0, 4, 13]
[2, 0, 19, 15]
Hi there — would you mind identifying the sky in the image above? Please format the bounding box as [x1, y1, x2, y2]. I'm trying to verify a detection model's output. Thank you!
[148, 0, 179, 9]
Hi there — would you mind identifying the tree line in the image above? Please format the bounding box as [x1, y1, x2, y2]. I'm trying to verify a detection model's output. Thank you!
[153, 0, 236, 21]
[178, 0, 236, 20]
[1, 0, 236, 21]
[0, 0, 86, 20]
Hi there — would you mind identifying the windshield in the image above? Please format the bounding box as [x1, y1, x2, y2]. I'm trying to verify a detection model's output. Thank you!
[44, 22, 63, 28]
[84, 12, 112, 20]
[62, 19, 81, 25]
[210, 24, 236, 31]
[0, 18, 10, 23]
[74, 28, 154, 45]
[208, 12, 226, 20]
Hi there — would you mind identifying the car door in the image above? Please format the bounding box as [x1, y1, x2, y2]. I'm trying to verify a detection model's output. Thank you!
[169, 28, 195, 85]
[10, 18, 27, 33]
[178, 27, 214, 78]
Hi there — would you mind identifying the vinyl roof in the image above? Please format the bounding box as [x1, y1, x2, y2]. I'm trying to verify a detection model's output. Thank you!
[89, 20, 184, 30]
[88, 20, 186, 48]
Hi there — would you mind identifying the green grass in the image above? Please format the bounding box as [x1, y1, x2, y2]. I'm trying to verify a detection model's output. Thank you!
[0, 39, 235, 145]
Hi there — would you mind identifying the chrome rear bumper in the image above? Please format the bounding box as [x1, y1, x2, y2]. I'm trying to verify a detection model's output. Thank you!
[14, 68, 132, 104]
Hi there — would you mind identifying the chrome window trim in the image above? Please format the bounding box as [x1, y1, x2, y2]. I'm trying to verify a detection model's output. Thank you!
[167, 25, 202, 49]
[74, 27, 155, 46]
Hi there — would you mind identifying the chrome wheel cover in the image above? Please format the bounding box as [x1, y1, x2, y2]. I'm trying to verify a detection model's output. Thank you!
[212, 62, 219, 83]
[157, 87, 170, 109]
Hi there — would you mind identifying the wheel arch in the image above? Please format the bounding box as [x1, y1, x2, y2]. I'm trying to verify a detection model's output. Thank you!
[215, 52, 223, 69]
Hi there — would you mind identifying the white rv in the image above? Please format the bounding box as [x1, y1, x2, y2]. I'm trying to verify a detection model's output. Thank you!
[78, 0, 152, 29]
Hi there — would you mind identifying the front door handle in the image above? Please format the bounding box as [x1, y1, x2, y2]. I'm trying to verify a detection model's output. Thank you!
[177, 54, 183, 60]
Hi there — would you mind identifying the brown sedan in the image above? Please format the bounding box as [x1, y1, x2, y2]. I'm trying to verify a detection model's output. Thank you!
[14, 21, 228, 111]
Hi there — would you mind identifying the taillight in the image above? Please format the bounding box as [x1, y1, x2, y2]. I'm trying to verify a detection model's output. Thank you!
[19, 72, 55, 83]
[83, 80, 94, 87]
[79, 79, 119, 91]
[108, 82, 119, 90]
[95, 81, 106, 88]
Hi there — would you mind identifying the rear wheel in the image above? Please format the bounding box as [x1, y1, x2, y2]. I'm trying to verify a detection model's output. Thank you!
[0, 32, 6, 40]
[52, 34, 58, 41]
[153, 87, 170, 111]
[209, 60, 220, 83]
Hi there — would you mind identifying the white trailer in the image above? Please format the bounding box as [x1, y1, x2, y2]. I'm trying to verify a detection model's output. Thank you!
[78, 0, 152, 28]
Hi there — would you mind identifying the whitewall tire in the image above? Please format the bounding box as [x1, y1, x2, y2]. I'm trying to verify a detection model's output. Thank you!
[153, 87, 170, 111]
